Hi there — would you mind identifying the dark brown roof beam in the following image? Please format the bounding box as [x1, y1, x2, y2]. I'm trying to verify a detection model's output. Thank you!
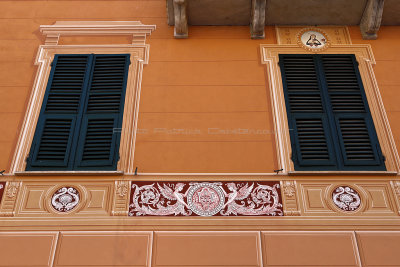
[360, 0, 385, 39]
[250, 0, 266, 39]
[172, 0, 188, 38]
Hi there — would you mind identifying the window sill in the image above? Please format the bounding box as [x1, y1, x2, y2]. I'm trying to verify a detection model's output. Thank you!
[287, 171, 398, 176]
[14, 171, 124, 176]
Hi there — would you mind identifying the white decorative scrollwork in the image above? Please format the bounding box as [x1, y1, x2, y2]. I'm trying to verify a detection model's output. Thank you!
[282, 181, 296, 198]
[332, 186, 361, 212]
[129, 182, 283, 217]
[6, 182, 20, 198]
[51, 187, 80, 212]
[116, 181, 129, 197]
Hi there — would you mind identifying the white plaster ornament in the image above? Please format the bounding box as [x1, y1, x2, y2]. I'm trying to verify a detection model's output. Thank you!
[332, 186, 361, 212]
[51, 187, 80, 212]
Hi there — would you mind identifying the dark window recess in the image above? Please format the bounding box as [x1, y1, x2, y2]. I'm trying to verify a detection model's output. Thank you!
[26, 54, 130, 171]
[280, 54, 385, 171]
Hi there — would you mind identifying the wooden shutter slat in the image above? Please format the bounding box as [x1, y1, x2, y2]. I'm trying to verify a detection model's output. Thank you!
[280, 55, 337, 170]
[28, 115, 77, 168]
[74, 54, 130, 170]
[335, 115, 384, 168]
[45, 55, 89, 113]
[321, 54, 386, 170]
[292, 115, 336, 165]
[26, 55, 92, 170]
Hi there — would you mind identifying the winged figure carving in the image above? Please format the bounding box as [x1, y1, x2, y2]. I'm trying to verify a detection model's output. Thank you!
[157, 183, 188, 208]
[223, 183, 254, 209]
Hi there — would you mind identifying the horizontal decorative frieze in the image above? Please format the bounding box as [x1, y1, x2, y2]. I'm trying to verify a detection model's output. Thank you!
[129, 181, 283, 217]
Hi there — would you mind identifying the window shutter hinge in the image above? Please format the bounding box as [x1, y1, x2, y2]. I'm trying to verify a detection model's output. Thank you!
[382, 154, 386, 162]
[50, 60, 53, 67]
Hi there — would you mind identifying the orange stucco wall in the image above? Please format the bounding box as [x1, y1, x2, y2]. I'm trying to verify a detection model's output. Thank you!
[1, 1, 400, 266]
[1, 1, 400, 174]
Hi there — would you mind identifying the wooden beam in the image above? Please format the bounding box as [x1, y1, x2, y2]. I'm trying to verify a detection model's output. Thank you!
[173, 0, 188, 39]
[360, 0, 385, 40]
[250, 0, 266, 39]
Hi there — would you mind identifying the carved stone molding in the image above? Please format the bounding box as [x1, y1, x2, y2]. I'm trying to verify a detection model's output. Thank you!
[14, 182, 112, 216]
[391, 181, 400, 215]
[297, 181, 398, 216]
[6, 182, 20, 199]
[281, 181, 300, 216]
[40, 21, 156, 45]
[116, 181, 129, 197]
[172, 0, 188, 38]
[250, 0, 266, 39]
[360, 0, 385, 40]
[112, 180, 130, 216]
[0, 181, 21, 217]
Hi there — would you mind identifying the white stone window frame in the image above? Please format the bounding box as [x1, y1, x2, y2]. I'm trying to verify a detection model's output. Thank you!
[10, 21, 156, 175]
[260, 44, 400, 175]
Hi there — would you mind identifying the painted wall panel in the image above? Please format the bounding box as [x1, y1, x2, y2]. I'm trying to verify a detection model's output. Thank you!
[153, 231, 261, 266]
[262, 231, 361, 267]
[0, 232, 58, 267]
[356, 231, 400, 266]
[54, 231, 152, 267]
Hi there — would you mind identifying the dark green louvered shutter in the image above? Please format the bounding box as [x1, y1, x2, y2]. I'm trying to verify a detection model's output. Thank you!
[26, 54, 130, 171]
[320, 55, 385, 170]
[26, 55, 92, 170]
[74, 55, 130, 170]
[280, 55, 337, 170]
[280, 54, 386, 171]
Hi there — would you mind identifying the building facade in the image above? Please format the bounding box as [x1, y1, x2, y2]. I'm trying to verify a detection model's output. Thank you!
[0, 0, 400, 266]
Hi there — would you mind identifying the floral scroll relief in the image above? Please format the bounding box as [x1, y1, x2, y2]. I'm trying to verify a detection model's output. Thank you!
[129, 181, 283, 217]
[332, 186, 361, 212]
[51, 187, 80, 212]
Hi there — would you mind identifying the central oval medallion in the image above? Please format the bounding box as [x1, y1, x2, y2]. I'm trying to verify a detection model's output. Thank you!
[187, 183, 225, 216]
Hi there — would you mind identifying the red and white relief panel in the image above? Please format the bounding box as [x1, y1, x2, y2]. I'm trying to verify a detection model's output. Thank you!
[0, 181, 5, 204]
[332, 186, 361, 212]
[129, 181, 283, 216]
[51, 187, 80, 212]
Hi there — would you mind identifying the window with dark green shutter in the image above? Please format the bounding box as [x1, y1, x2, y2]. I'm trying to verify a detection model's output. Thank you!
[26, 54, 130, 171]
[279, 54, 386, 171]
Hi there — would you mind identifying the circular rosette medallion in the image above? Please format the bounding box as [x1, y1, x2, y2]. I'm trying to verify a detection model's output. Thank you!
[51, 187, 80, 212]
[187, 183, 225, 216]
[332, 186, 361, 212]
[297, 28, 330, 52]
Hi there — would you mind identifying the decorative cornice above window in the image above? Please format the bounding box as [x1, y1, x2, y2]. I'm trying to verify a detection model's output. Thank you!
[40, 21, 156, 45]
